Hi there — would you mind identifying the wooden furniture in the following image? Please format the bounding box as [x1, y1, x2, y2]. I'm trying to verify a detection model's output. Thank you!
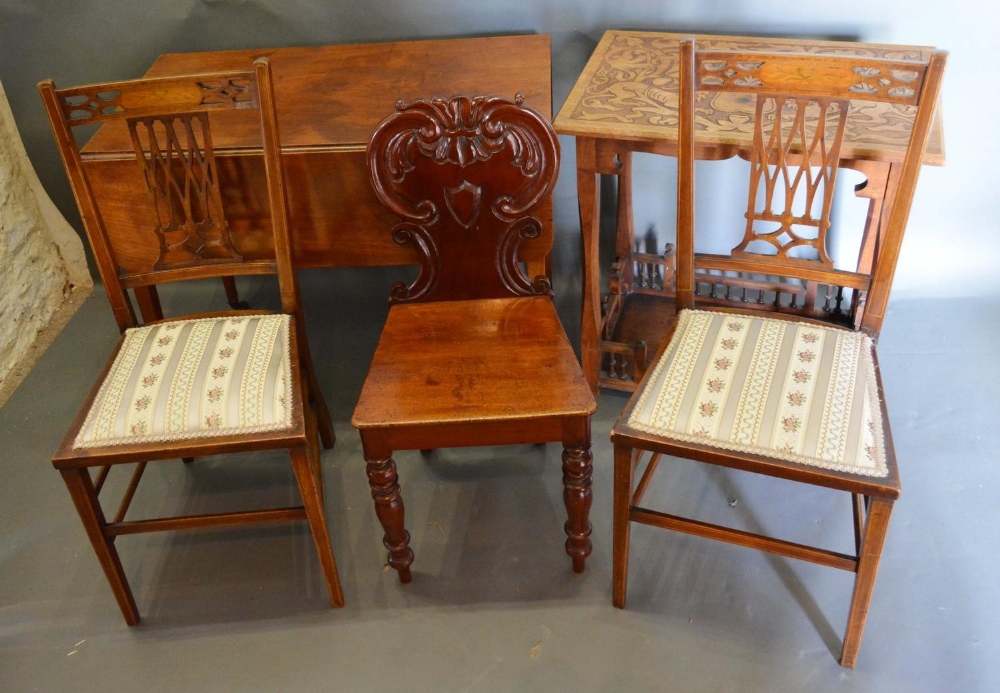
[610, 39, 946, 667]
[39, 59, 344, 624]
[75, 35, 553, 320]
[353, 95, 597, 582]
[554, 31, 945, 392]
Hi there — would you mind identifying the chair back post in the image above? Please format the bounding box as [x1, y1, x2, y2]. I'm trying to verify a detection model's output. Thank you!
[367, 94, 559, 303]
[39, 80, 138, 331]
[860, 50, 947, 337]
[253, 57, 300, 320]
[675, 38, 697, 311]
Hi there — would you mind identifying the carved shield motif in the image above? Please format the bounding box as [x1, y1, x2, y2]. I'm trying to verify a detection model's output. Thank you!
[444, 180, 483, 229]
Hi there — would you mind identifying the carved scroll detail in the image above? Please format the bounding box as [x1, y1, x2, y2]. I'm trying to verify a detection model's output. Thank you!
[565, 33, 931, 154]
[389, 223, 439, 302]
[127, 112, 242, 269]
[368, 94, 559, 303]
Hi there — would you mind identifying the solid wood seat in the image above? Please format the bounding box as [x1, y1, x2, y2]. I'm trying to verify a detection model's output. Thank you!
[611, 39, 946, 667]
[355, 95, 597, 584]
[39, 59, 343, 624]
[353, 297, 594, 427]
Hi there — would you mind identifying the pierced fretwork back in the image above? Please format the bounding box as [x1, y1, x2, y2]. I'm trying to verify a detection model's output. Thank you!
[734, 95, 848, 268]
[676, 40, 947, 338]
[367, 94, 559, 303]
[127, 112, 242, 269]
[39, 61, 297, 332]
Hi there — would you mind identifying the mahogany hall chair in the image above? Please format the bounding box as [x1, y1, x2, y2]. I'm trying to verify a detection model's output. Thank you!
[611, 40, 946, 666]
[354, 95, 597, 583]
[39, 58, 343, 624]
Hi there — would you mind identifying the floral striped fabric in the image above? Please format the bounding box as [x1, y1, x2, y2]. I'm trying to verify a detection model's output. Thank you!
[74, 314, 293, 448]
[627, 310, 887, 477]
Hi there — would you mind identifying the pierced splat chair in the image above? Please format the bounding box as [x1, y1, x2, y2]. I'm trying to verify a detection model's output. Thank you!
[353, 95, 597, 582]
[611, 40, 946, 666]
[39, 58, 343, 624]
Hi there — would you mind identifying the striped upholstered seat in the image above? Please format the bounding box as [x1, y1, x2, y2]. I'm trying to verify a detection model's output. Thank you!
[75, 314, 292, 448]
[627, 309, 887, 477]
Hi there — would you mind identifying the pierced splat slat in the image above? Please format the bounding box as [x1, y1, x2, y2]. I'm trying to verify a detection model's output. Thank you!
[128, 113, 242, 269]
[732, 96, 848, 269]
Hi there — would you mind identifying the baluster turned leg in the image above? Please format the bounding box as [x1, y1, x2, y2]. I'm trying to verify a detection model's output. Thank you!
[562, 423, 593, 573]
[363, 443, 413, 583]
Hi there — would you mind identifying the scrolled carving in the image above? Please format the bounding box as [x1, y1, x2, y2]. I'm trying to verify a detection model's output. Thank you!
[389, 223, 440, 303]
[565, 33, 933, 154]
[370, 94, 556, 223]
[498, 217, 552, 297]
[367, 94, 559, 302]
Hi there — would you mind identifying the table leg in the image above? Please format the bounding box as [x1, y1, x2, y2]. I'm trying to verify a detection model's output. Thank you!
[847, 159, 894, 329]
[576, 137, 601, 394]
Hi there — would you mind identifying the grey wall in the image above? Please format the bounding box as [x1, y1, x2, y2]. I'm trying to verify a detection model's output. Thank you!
[1, 0, 991, 299]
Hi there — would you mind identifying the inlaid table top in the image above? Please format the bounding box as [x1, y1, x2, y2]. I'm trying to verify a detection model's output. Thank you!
[555, 30, 944, 165]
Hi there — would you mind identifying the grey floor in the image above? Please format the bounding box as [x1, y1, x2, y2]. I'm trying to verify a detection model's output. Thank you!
[2, 268, 998, 692]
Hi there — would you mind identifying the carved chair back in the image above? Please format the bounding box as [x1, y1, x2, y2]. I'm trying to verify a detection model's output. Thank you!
[39, 58, 299, 332]
[676, 39, 947, 338]
[367, 95, 559, 303]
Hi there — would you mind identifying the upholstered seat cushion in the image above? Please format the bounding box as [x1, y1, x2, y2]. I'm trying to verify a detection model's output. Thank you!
[627, 310, 887, 477]
[74, 314, 293, 448]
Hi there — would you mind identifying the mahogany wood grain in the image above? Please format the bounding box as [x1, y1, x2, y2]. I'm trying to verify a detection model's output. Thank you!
[40, 59, 344, 623]
[608, 39, 946, 667]
[354, 96, 596, 583]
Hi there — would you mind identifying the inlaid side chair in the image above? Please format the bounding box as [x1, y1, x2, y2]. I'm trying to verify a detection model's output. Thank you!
[39, 58, 343, 624]
[611, 40, 946, 666]
[353, 95, 597, 583]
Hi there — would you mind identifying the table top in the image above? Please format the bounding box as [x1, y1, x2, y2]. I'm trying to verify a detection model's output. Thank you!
[83, 34, 552, 156]
[555, 30, 944, 165]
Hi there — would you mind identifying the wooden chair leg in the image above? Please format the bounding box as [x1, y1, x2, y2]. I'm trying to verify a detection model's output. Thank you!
[562, 437, 594, 573]
[289, 446, 344, 607]
[59, 467, 140, 625]
[612, 443, 635, 608]
[364, 450, 413, 583]
[840, 496, 894, 668]
[305, 368, 335, 450]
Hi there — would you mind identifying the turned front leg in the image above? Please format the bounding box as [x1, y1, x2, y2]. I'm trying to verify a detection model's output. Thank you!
[562, 439, 594, 573]
[365, 453, 414, 583]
